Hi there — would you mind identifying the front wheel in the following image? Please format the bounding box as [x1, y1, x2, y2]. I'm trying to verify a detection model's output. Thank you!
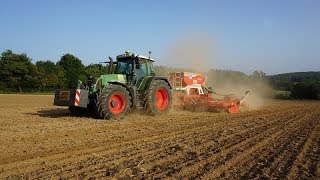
[97, 84, 131, 120]
[143, 80, 172, 115]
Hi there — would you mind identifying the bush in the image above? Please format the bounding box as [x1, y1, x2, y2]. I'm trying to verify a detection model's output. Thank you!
[274, 90, 291, 99]
[290, 82, 319, 99]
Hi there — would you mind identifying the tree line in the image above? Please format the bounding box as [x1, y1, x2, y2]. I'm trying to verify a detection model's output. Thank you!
[0, 50, 270, 95]
[0, 50, 107, 92]
[0, 49, 318, 99]
[269, 72, 320, 99]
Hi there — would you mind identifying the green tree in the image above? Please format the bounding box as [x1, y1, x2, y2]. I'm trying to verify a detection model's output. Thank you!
[250, 70, 266, 79]
[57, 54, 86, 88]
[268, 71, 320, 91]
[85, 64, 108, 78]
[36, 60, 65, 91]
[290, 82, 319, 99]
[0, 50, 38, 92]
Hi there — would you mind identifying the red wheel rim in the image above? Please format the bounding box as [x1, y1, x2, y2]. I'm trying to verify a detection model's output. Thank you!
[155, 88, 169, 110]
[108, 93, 126, 114]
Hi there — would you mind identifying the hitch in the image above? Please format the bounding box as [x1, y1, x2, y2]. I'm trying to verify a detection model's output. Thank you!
[239, 91, 250, 105]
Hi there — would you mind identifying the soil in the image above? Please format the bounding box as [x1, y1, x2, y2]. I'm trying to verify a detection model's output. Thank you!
[0, 94, 319, 179]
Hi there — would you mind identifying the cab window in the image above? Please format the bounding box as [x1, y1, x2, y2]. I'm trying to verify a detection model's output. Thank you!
[137, 59, 147, 75]
[115, 61, 133, 74]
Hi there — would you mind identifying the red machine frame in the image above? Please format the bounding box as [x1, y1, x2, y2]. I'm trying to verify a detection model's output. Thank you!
[169, 72, 249, 113]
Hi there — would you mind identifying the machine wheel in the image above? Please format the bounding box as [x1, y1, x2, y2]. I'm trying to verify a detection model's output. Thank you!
[97, 84, 131, 120]
[143, 80, 172, 115]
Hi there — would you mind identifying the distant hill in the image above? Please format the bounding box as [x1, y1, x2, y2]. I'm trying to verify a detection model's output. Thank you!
[268, 71, 320, 83]
[268, 71, 320, 99]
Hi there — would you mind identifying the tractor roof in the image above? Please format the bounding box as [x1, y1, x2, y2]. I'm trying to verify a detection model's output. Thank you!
[116, 52, 155, 62]
[136, 54, 155, 62]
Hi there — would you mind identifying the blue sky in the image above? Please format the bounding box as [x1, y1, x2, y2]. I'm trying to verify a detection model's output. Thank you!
[0, 0, 319, 75]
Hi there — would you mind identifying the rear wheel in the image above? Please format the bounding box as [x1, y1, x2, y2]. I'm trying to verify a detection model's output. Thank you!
[97, 84, 131, 120]
[143, 80, 172, 115]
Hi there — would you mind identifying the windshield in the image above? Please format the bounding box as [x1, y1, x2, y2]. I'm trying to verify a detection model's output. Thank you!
[115, 61, 133, 74]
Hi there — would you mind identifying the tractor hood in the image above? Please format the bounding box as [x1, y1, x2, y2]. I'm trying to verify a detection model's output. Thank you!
[101, 74, 126, 84]
[93, 74, 127, 92]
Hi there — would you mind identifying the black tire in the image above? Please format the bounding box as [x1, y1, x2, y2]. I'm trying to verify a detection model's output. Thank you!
[97, 84, 131, 120]
[143, 80, 172, 115]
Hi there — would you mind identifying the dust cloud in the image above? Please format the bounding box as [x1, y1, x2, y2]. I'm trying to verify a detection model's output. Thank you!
[161, 33, 272, 110]
[162, 33, 215, 73]
[207, 78, 272, 110]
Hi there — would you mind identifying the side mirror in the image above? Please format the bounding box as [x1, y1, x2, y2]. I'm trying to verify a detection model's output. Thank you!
[108, 57, 114, 74]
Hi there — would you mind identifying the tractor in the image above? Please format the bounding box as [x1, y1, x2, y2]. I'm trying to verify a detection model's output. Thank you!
[54, 51, 172, 119]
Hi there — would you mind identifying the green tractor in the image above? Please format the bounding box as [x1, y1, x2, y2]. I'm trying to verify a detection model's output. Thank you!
[54, 51, 172, 119]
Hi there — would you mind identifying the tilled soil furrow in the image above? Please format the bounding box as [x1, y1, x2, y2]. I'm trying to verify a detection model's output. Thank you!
[149, 111, 301, 178]
[266, 116, 317, 179]
[0, 95, 319, 179]
[2, 104, 295, 179]
[158, 108, 310, 178]
[1, 128, 208, 178]
[66, 106, 302, 178]
[23, 113, 272, 178]
[231, 112, 319, 179]
[1, 105, 291, 178]
[194, 118, 309, 178]
[2, 114, 253, 178]
[199, 108, 316, 178]
[286, 115, 320, 179]
[316, 138, 320, 178]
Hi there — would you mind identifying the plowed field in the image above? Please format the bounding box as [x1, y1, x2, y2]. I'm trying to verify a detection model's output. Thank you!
[0, 94, 319, 179]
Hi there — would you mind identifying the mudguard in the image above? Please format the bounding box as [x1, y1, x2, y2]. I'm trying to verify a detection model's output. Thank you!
[145, 77, 172, 90]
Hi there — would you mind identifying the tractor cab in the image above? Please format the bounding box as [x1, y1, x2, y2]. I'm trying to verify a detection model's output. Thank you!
[115, 51, 155, 86]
